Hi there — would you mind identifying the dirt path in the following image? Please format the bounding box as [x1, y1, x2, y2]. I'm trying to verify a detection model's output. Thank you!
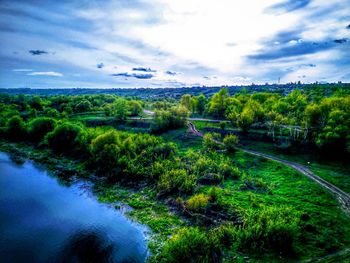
[188, 122, 350, 217]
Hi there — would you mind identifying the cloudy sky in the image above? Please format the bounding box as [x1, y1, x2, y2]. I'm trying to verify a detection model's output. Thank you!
[0, 0, 349, 89]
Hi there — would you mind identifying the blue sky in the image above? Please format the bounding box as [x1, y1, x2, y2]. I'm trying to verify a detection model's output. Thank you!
[0, 0, 349, 89]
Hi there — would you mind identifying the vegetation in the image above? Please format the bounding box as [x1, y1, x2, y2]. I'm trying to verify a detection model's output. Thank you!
[0, 84, 349, 262]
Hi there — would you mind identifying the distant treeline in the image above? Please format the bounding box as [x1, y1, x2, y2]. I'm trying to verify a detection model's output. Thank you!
[1, 83, 349, 99]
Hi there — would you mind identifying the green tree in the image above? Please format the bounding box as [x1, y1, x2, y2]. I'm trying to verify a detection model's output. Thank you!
[75, 99, 93, 113]
[128, 100, 142, 116]
[180, 94, 193, 112]
[113, 98, 129, 121]
[223, 134, 239, 152]
[29, 117, 56, 142]
[196, 94, 207, 115]
[46, 123, 86, 154]
[208, 89, 229, 118]
[6, 116, 27, 141]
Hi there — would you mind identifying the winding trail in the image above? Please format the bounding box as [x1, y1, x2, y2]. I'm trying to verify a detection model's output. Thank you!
[188, 122, 350, 217]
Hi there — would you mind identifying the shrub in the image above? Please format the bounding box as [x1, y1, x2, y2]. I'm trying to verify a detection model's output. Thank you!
[46, 123, 86, 154]
[186, 194, 210, 212]
[203, 133, 221, 151]
[90, 130, 122, 176]
[158, 226, 233, 263]
[157, 227, 212, 263]
[233, 206, 300, 255]
[158, 169, 196, 195]
[28, 117, 56, 142]
[150, 106, 189, 133]
[223, 134, 239, 153]
[219, 121, 226, 130]
[6, 115, 27, 141]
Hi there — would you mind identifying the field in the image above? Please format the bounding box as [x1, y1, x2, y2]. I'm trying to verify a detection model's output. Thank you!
[0, 86, 349, 262]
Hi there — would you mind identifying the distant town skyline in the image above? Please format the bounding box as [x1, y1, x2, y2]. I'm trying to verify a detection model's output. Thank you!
[1, 0, 349, 89]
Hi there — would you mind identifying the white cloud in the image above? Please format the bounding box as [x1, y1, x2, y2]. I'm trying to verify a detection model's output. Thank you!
[1, 0, 349, 88]
[28, 71, 63, 77]
[13, 69, 33, 72]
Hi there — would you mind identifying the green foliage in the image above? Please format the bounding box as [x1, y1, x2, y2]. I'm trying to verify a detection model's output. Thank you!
[113, 98, 129, 121]
[203, 133, 221, 151]
[75, 99, 93, 113]
[223, 134, 239, 153]
[151, 105, 189, 133]
[219, 121, 226, 130]
[186, 193, 210, 212]
[158, 227, 216, 263]
[208, 88, 230, 118]
[234, 206, 300, 255]
[5, 115, 27, 141]
[46, 122, 86, 154]
[128, 100, 142, 116]
[28, 117, 57, 142]
[158, 169, 196, 195]
[180, 94, 193, 112]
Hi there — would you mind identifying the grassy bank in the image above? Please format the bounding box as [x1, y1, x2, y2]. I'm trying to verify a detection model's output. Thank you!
[0, 141, 185, 259]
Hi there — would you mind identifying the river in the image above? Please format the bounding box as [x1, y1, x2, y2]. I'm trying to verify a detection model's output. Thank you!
[0, 152, 149, 263]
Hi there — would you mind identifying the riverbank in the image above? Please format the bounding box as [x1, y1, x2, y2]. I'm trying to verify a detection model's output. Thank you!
[0, 141, 185, 261]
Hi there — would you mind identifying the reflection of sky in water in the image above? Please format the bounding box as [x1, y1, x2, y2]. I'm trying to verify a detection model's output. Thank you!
[0, 152, 148, 263]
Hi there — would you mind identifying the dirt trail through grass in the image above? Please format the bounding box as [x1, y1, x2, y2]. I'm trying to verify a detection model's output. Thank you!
[188, 122, 350, 217]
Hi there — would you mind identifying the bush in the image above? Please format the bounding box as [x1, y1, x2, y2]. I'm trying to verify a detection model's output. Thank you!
[151, 106, 189, 133]
[28, 117, 56, 142]
[186, 194, 210, 212]
[203, 133, 221, 151]
[158, 169, 196, 195]
[233, 206, 300, 255]
[158, 228, 212, 263]
[90, 130, 123, 176]
[223, 134, 239, 153]
[6, 115, 27, 141]
[157, 226, 234, 263]
[46, 123, 86, 154]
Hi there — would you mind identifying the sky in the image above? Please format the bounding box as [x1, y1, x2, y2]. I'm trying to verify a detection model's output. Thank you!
[0, 0, 349, 89]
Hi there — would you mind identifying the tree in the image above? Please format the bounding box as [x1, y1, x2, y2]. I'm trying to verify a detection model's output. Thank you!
[6, 115, 27, 141]
[128, 100, 142, 116]
[223, 134, 239, 152]
[236, 107, 254, 133]
[46, 123, 86, 154]
[219, 121, 226, 130]
[113, 98, 129, 121]
[151, 106, 189, 133]
[75, 99, 93, 113]
[203, 133, 221, 151]
[208, 89, 229, 118]
[29, 96, 43, 111]
[29, 117, 56, 142]
[196, 94, 207, 115]
[180, 94, 192, 112]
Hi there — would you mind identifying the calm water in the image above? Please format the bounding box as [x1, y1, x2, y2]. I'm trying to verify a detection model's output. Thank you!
[0, 152, 149, 263]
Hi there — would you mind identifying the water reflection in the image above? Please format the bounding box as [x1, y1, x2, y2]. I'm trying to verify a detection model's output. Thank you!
[0, 152, 148, 263]
[55, 230, 114, 263]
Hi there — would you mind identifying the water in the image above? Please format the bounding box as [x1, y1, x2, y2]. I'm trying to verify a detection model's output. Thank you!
[0, 152, 149, 263]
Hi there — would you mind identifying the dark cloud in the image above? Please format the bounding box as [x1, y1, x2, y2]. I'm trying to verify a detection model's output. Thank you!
[347, 24, 350, 29]
[334, 38, 347, 44]
[247, 41, 336, 61]
[132, 67, 156, 72]
[271, 30, 301, 44]
[97, 63, 104, 69]
[111, 72, 154, 79]
[165, 70, 177, 75]
[29, 50, 48, 55]
[266, 0, 311, 13]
